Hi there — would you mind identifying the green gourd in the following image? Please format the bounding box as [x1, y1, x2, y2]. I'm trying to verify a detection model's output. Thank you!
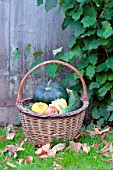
[34, 80, 69, 104]
[60, 89, 80, 114]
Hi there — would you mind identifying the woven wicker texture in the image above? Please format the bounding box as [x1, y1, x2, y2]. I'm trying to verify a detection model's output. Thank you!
[16, 60, 89, 146]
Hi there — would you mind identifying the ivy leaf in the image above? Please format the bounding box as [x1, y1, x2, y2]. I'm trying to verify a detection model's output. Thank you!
[29, 60, 43, 74]
[109, 113, 113, 122]
[97, 28, 104, 38]
[77, 0, 89, 2]
[86, 65, 95, 79]
[111, 90, 113, 99]
[97, 118, 104, 127]
[102, 21, 113, 39]
[89, 82, 100, 89]
[73, 69, 84, 80]
[106, 57, 113, 69]
[52, 47, 63, 55]
[60, 2, 75, 12]
[72, 8, 83, 21]
[96, 74, 107, 84]
[62, 17, 73, 30]
[81, 16, 96, 28]
[25, 44, 31, 55]
[89, 39, 100, 50]
[99, 105, 110, 120]
[88, 53, 98, 65]
[13, 48, 21, 60]
[81, 30, 95, 38]
[37, 0, 43, 6]
[108, 73, 113, 81]
[100, 38, 110, 46]
[98, 87, 107, 97]
[92, 107, 101, 119]
[33, 51, 43, 57]
[104, 82, 112, 90]
[46, 64, 58, 78]
[61, 51, 74, 62]
[96, 62, 109, 72]
[45, 0, 57, 12]
[77, 59, 89, 69]
[73, 45, 82, 58]
[70, 21, 84, 37]
[67, 35, 76, 48]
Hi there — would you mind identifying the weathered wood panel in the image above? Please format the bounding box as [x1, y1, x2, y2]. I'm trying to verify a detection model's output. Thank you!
[0, 0, 70, 125]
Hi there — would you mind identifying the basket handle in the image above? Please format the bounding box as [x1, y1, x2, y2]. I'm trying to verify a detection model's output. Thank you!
[16, 60, 88, 104]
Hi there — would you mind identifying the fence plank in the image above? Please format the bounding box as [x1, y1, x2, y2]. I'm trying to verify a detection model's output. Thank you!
[0, 0, 70, 125]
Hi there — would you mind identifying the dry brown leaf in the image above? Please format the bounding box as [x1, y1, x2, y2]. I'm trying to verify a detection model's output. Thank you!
[48, 143, 65, 157]
[16, 159, 23, 165]
[35, 143, 50, 158]
[38, 154, 49, 159]
[100, 142, 113, 154]
[53, 162, 65, 170]
[42, 143, 51, 153]
[86, 127, 110, 138]
[67, 141, 82, 154]
[6, 162, 16, 168]
[55, 158, 64, 161]
[6, 131, 15, 140]
[91, 143, 100, 148]
[82, 143, 90, 154]
[105, 154, 113, 165]
[24, 156, 33, 165]
[99, 142, 113, 157]
[35, 148, 43, 156]
[24, 156, 33, 162]
[3, 144, 25, 158]
[20, 138, 27, 147]
[75, 132, 83, 140]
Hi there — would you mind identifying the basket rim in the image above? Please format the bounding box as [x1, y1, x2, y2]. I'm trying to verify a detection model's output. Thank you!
[16, 98, 89, 118]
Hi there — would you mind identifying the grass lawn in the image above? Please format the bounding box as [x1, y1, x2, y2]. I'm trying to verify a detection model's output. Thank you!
[0, 126, 113, 170]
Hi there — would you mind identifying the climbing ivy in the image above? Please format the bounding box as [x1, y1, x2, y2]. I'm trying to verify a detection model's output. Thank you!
[37, 1, 113, 126]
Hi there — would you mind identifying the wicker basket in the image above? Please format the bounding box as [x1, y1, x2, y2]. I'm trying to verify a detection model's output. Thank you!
[16, 60, 89, 146]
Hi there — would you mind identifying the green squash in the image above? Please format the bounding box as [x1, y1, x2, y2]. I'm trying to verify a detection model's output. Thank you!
[33, 80, 69, 104]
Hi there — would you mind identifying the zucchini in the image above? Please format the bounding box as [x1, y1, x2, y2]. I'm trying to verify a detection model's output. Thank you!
[60, 89, 80, 114]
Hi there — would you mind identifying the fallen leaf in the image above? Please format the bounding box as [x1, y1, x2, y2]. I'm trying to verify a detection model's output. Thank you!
[67, 141, 82, 154]
[99, 142, 113, 157]
[42, 143, 51, 153]
[35, 148, 43, 156]
[48, 143, 65, 157]
[16, 159, 23, 165]
[105, 154, 113, 165]
[55, 158, 64, 161]
[35, 143, 50, 158]
[6, 162, 16, 168]
[91, 143, 100, 148]
[82, 143, 90, 154]
[6, 131, 15, 140]
[94, 156, 96, 160]
[38, 154, 48, 159]
[86, 127, 110, 138]
[20, 138, 27, 147]
[75, 132, 83, 140]
[24, 156, 33, 165]
[53, 162, 64, 170]
[3, 145, 25, 158]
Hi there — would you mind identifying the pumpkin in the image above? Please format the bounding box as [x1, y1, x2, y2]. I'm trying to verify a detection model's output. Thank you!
[31, 102, 48, 113]
[51, 98, 67, 112]
[33, 80, 69, 104]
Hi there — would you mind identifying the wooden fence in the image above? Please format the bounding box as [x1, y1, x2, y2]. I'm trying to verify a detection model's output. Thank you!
[0, 0, 69, 125]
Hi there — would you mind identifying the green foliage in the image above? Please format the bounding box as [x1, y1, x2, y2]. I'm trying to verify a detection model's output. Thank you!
[13, 48, 21, 60]
[37, 0, 113, 127]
